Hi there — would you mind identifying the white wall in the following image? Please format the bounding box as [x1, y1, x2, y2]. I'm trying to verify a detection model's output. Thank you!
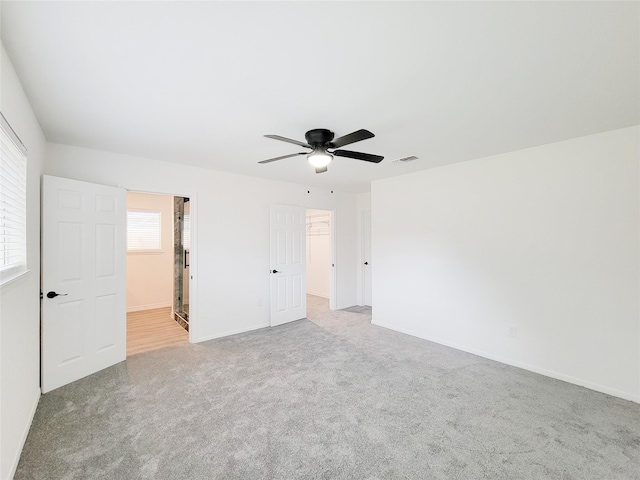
[372, 127, 640, 403]
[44, 143, 359, 343]
[126, 192, 174, 312]
[0, 45, 46, 479]
[306, 209, 331, 298]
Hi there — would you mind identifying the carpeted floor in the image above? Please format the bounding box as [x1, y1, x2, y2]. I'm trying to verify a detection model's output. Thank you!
[15, 295, 640, 479]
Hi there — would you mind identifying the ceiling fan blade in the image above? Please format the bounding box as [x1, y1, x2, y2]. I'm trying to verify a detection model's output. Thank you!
[258, 152, 307, 164]
[333, 150, 383, 163]
[315, 166, 328, 174]
[329, 129, 374, 149]
[264, 134, 311, 148]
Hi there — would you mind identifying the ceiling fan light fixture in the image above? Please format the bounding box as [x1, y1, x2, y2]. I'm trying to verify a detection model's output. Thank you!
[307, 149, 333, 168]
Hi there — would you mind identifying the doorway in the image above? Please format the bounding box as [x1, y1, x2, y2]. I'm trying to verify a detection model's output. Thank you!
[125, 191, 189, 356]
[306, 208, 332, 315]
[269, 205, 336, 327]
[41, 176, 197, 391]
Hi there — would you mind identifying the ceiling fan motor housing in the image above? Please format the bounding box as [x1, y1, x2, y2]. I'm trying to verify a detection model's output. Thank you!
[305, 129, 334, 147]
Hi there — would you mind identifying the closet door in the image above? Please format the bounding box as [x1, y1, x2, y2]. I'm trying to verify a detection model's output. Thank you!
[269, 204, 306, 326]
[363, 209, 372, 306]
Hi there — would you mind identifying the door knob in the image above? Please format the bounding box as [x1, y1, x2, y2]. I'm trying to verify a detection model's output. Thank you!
[46, 291, 68, 299]
[364, 262, 369, 265]
[271, 269, 279, 274]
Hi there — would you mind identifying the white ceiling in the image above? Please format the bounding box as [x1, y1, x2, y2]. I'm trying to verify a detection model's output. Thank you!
[2, 1, 638, 193]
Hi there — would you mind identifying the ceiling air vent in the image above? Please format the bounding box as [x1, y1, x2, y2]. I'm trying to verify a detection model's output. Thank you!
[394, 156, 419, 163]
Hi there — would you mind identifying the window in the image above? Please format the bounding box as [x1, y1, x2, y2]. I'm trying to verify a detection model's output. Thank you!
[127, 210, 162, 251]
[0, 112, 28, 284]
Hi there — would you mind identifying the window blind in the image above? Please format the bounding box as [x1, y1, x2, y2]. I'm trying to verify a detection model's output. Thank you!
[0, 112, 28, 284]
[127, 210, 162, 251]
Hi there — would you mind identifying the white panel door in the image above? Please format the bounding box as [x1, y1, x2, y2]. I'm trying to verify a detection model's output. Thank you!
[42, 175, 126, 393]
[363, 210, 372, 306]
[270, 204, 306, 326]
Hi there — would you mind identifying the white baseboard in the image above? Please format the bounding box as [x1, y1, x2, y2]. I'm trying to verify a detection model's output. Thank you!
[335, 302, 355, 310]
[372, 320, 640, 405]
[6, 386, 40, 480]
[306, 291, 329, 299]
[192, 322, 269, 343]
[127, 302, 172, 313]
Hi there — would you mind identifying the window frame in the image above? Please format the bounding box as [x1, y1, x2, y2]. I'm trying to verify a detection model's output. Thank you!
[0, 112, 28, 286]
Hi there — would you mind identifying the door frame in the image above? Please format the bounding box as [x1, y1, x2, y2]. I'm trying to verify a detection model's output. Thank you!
[125, 189, 198, 344]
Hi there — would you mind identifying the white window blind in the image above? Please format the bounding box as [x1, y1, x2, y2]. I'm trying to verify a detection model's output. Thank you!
[127, 210, 162, 251]
[0, 112, 28, 284]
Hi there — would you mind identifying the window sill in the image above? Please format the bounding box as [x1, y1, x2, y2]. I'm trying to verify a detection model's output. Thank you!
[0, 269, 32, 288]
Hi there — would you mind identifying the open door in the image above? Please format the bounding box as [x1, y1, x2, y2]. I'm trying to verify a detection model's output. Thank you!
[270, 204, 306, 326]
[41, 175, 126, 393]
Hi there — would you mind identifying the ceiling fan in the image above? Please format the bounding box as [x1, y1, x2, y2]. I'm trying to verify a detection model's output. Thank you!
[259, 128, 383, 173]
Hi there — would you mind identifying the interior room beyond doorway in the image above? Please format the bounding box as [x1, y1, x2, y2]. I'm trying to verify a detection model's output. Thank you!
[306, 209, 331, 303]
[126, 191, 188, 356]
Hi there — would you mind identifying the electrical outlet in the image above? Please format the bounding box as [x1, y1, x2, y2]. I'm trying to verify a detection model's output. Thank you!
[507, 325, 517, 338]
[257, 298, 262, 306]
